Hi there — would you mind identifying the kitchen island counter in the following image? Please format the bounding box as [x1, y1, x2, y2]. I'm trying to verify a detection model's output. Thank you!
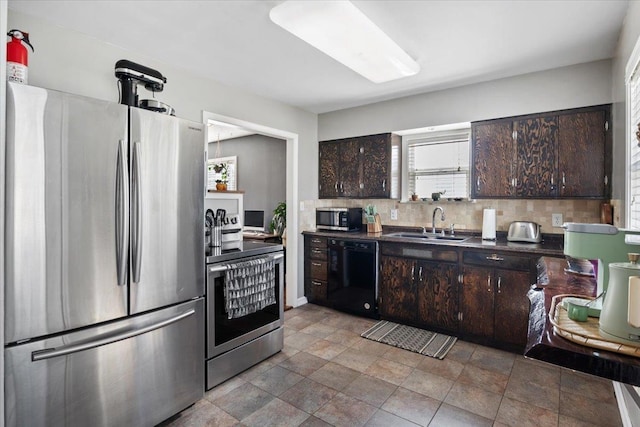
[525, 256, 640, 386]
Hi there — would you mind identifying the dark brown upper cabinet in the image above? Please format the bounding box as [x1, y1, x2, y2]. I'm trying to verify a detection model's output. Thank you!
[471, 105, 611, 199]
[557, 110, 608, 198]
[318, 133, 401, 199]
[472, 120, 515, 197]
[514, 115, 558, 198]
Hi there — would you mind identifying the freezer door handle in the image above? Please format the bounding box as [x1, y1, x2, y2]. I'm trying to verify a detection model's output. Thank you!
[31, 308, 196, 361]
[132, 141, 143, 283]
[116, 139, 130, 286]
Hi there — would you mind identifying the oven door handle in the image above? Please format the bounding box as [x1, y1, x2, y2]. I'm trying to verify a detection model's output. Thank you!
[208, 253, 284, 274]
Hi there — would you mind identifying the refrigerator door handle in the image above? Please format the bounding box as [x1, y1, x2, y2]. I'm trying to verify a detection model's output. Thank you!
[132, 141, 143, 283]
[31, 308, 196, 361]
[116, 139, 130, 286]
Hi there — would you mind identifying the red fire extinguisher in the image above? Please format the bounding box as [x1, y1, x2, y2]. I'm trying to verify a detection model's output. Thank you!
[6, 29, 34, 84]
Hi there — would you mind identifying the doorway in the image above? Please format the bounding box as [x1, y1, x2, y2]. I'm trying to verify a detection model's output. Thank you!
[202, 111, 300, 308]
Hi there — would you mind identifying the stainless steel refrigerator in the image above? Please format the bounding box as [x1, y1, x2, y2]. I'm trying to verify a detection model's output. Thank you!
[4, 82, 205, 426]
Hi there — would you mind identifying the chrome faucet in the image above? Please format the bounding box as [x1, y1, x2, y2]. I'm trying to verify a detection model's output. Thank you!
[432, 206, 445, 235]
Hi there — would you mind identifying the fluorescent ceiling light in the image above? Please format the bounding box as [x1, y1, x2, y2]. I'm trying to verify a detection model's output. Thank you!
[269, 0, 420, 83]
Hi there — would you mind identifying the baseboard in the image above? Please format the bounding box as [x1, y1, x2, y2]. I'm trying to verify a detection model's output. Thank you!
[294, 297, 308, 307]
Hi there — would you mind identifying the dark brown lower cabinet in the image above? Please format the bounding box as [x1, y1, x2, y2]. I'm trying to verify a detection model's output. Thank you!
[417, 261, 458, 332]
[379, 256, 417, 322]
[460, 251, 534, 349]
[459, 265, 495, 338]
[379, 254, 458, 333]
[493, 269, 531, 346]
[304, 236, 328, 304]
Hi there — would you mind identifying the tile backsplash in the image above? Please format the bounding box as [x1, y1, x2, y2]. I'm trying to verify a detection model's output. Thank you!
[299, 198, 607, 235]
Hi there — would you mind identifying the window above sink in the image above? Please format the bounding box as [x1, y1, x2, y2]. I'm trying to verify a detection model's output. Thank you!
[397, 122, 471, 202]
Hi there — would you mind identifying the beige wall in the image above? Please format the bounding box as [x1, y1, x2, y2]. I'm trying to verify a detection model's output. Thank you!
[319, 60, 612, 141]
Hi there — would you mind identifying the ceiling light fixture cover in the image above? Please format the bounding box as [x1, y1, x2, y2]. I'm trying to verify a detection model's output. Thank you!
[269, 0, 420, 83]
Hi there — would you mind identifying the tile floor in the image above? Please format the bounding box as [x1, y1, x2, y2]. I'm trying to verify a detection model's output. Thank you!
[163, 303, 623, 427]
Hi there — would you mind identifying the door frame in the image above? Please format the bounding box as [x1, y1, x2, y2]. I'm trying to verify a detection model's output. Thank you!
[201, 111, 300, 307]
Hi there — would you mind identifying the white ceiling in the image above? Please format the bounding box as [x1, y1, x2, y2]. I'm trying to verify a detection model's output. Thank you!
[8, 0, 630, 114]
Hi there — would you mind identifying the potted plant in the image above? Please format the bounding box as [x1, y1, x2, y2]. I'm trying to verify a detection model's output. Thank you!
[269, 201, 286, 237]
[431, 190, 446, 201]
[410, 191, 419, 201]
[213, 163, 228, 191]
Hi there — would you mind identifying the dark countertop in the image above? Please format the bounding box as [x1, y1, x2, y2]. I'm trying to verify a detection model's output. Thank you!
[302, 228, 564, 257]
[525, 256, 640, 386]
[206, 240, 283, 265]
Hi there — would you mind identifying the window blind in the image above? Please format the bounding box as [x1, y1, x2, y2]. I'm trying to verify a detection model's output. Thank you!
[406, 129, 470, 198]
[629, 64, 640, 229]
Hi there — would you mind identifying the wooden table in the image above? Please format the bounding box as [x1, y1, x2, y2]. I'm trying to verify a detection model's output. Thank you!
[526, 256, 640, 386]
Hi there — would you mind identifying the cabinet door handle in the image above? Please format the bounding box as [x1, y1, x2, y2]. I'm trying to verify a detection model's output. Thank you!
[340, 182, 344, 193]
[485, 254, 504, 262]
[418, 266, 423, 282]
[311, 249, 323, 255]
[311, 280, 323, 287]
[335, 182, 338, 192]
[311, 262, 322, 267]
[497, 276, 502, 293]
[359, 182, 364, 189]
[477, 177, 480, 191]
[562, 172, 566, 189]
[382, 179, 386, 191]
[487, 274, 492, 292]
[311, 238, 322, 244]
[411, 265, 415, 281]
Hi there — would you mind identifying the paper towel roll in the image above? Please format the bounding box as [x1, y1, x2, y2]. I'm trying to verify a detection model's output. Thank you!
[482, 208, 496, 240]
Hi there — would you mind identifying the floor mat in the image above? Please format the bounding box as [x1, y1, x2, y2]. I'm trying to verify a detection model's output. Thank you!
[361, 320, 457, 360]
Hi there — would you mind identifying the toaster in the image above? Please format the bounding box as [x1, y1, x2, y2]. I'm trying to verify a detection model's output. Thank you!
[507, 221, 542, 243]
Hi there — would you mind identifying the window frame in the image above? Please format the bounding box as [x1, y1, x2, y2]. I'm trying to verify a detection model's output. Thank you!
[400, 123, 471, 202]
[626, 34, 640, 228]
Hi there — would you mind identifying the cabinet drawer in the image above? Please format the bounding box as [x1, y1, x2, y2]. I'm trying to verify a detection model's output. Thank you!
[308, 279, 327, 301]
[309, 247, 327, 261]
[308, 236, 327, 248]
[381, 243, 458, 262]
[463, 251, 532, 271]
[308, 260, 328, 281]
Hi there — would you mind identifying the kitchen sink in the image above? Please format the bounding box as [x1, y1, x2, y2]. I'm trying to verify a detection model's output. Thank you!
[385, 232, 470, 242]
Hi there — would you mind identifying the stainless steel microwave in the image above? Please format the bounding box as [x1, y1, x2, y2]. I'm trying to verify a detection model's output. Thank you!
[316, 208, 363, 232]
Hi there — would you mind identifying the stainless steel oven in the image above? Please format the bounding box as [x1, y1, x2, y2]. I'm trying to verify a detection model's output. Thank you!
[327, 238, 379, 318]
[205, 244, 284, 389]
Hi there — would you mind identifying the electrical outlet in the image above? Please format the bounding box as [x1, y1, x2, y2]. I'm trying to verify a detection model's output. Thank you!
[552, 213, 563, 227]
[299, 201, 304, 211]
[390, 209, 398, 220]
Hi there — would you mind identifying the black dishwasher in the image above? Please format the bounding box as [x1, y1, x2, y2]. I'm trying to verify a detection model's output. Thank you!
[327, 238, 379, 318]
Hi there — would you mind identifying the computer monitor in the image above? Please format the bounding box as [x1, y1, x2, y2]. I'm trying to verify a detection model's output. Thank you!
[244, 210, 265, 232]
